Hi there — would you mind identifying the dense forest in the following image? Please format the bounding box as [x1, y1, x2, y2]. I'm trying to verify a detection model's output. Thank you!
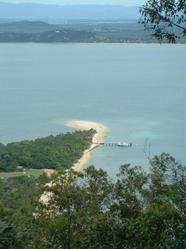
[0, 129, 95, 172]
[0, 153, 185, 249]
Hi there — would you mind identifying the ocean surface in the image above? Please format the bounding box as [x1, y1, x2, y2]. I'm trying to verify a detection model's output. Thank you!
[0, 43, 186, 175]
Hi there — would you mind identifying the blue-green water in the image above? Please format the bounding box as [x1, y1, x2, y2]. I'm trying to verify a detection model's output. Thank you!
[0, 43, 186, 175]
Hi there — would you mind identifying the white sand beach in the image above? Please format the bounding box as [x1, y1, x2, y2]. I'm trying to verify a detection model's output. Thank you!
[40, 120, 107, 205]
[66, 120, 107, 172]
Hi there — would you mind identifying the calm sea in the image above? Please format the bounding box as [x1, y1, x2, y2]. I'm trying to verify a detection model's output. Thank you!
[0, 43, 186, 175]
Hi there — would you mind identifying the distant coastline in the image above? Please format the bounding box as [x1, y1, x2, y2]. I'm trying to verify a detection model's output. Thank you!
[1, 20, 185, 44]
[66, 120, 107, 172]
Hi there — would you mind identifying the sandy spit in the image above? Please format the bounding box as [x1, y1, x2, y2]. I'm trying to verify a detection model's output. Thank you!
[66, 120, 107, 172]
[40, 120, 107, 205]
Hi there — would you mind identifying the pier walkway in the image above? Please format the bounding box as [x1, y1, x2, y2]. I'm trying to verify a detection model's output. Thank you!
[94, 142, 132, 147]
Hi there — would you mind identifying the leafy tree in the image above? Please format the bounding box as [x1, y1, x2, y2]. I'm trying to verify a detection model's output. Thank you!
[38, 167, 113, 249]
[113, 164, 148, 219]
[0, 153, 185, 249]
[140, 0, 186, 42]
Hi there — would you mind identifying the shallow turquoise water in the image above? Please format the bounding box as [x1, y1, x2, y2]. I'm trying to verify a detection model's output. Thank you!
[0, 43, 186, 174]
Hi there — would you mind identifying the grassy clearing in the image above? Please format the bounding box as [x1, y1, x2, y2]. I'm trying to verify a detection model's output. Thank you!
[0, 169, 44, 179]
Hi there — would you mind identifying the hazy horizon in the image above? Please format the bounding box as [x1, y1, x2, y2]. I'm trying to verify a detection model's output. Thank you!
[0, 0, 145, 6]
[0, 2, 141, 19]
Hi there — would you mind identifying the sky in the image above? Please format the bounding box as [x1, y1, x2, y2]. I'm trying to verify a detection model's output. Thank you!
[2, 0, 146, 6]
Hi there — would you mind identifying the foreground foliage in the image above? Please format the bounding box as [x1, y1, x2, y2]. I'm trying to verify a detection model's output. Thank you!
[140, 0, 186, 43]
[0, 153, 186, 249]
[0, 130, 95, 172]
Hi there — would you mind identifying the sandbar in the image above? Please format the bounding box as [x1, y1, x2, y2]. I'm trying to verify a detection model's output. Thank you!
[66, 120, 107, 172]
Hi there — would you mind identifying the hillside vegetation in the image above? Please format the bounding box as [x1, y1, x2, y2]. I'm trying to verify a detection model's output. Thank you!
[0, 153, 185, 248]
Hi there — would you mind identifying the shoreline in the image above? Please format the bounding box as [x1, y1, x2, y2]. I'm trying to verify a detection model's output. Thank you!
[40, 120, 107, 205]
[1, 42, 186, 45]
[66, 120, 107, 172]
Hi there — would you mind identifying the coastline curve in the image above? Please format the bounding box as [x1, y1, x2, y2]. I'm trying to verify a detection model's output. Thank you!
[66, 120, 107, 172]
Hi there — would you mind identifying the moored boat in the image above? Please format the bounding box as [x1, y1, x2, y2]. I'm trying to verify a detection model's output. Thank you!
[117, 142, 132, 147]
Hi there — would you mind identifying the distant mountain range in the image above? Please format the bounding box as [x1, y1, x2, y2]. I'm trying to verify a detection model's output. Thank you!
[0, 2, 140, 20]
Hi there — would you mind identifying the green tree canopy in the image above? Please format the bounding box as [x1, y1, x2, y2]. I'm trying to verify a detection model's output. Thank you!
[0, 129, 95, 172]
[140, 0, 186, 42]
[0, 153, 186, 249]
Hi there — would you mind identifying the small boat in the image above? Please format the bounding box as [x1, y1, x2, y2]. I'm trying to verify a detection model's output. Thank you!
[117, 142, 132, 147]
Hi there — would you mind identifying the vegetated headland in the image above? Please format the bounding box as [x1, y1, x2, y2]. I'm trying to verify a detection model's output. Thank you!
[0, 120, 106, 176]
